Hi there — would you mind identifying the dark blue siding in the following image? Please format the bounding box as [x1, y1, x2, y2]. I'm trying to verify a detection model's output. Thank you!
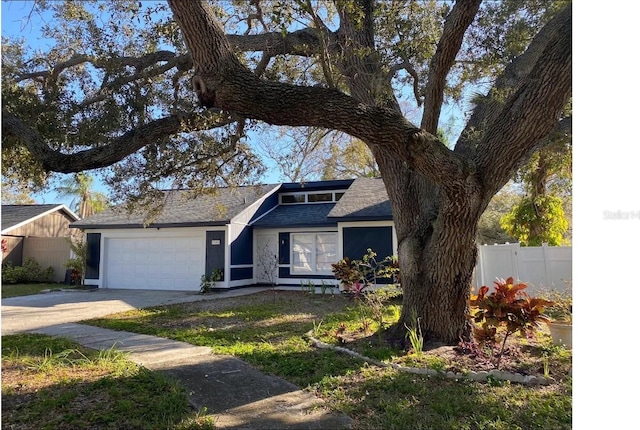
[278, 266, 334, 280]
[231, 267, 253, 280]
[343, 226, 393, 261]
[85, 233, 101, 279]
[231, 226, 253, 265]
[278, 233, 290, 264]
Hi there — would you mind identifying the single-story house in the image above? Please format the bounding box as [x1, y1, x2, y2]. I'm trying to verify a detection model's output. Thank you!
[70, 178, 397, 291]
[1, 204, 81, 282]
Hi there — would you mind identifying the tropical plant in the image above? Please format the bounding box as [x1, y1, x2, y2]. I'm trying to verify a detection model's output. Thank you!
[54, 173, 109, 219]
[65, 239, 88, 285]
[331, 257, 362, 291]
[405, 308, 424, 356]
[199, 269, 223, 294]
[331, 249, 400, 294]
[538, 285, 572, 323]
[469, 277, 552, 369]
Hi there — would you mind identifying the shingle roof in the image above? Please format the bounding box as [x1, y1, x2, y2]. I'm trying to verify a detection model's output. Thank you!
[327, 177, 392, 220]
[71, 185, 279, 229]
[1, 204, 79, 233]
[252, 203, 338, 228]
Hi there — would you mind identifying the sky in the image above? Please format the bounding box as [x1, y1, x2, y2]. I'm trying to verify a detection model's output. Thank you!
[3, 2, 640, 425]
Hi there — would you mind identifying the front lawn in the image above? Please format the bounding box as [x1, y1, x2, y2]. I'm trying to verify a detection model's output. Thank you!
[1, 283, 77, 299]
[1, 333, 215, 429]
[84, 290, 572, 429]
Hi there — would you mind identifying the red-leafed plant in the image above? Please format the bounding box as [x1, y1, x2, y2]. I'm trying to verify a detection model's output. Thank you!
[469, 277, 553, 369]
[331, 257, 361, 291]
[331, 249, 401, 295]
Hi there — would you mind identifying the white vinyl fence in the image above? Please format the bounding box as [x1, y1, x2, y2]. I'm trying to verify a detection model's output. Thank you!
[473, 243, 572, 295]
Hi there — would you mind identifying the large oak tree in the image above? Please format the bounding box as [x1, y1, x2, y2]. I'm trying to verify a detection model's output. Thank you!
[2, 0, 571, 345]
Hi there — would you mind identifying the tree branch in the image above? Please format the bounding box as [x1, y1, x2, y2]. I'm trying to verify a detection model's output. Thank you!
[475, 5, 572, 196]
[387, 59, 422, 106]
[455, 4, 571, 159]
[420, 0, 482, 133]
[229, 27, 322, 58]
[2, 110, 233, 173]
[168, 0, 468, 194]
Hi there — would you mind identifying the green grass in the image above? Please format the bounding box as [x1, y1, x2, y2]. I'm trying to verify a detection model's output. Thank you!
[82, 291, 572, 429]
[1, 283, 77, 298]
[1, 333, 216, 429]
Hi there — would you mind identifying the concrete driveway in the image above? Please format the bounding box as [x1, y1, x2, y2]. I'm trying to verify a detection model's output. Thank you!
[1, 287, 268, 335]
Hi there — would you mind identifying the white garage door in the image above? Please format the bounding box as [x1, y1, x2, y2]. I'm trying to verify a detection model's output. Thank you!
[104, 236, 203, 290]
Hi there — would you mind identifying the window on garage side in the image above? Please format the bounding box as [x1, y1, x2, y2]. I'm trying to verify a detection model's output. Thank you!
[291, 233, 337, 274]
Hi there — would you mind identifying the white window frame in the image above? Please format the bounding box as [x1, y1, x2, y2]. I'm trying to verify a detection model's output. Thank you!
[279, 190, 347, 205]
[290, 232, 338, 274]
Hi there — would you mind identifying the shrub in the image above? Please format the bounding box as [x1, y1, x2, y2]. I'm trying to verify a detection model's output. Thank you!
[330, 257, 361, 290]
[537, 284, 572, 322]
[469, 277, 552, 369]
[65, 239, 87, 285]
[331, 248, 400, 294]
[1, 258, 55, 284]
[199, 269, 223, 294]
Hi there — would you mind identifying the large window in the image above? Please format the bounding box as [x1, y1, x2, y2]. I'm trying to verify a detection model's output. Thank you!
[291, 233, 337, 274]
[280, 191, 346, 204]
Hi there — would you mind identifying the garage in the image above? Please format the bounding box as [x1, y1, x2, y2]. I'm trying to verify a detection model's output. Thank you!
[104, 235, 204, 290]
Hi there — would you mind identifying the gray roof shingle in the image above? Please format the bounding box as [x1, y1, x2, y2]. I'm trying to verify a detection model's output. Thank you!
[1, 204, 76, 233]
[252, 203, 337, 228]
[327, 177, 392, 220]
[72, 185, 279, 229]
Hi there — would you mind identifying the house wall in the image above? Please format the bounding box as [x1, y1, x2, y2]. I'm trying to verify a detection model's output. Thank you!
[336, 221, 397, 288]
[227, 187, 281, 287]
[8, 211, 80, 239]
[2, 210, 80, 278]
[1, 236, 24, 266]
[22, 237, 72, 282]
[337, 221, 397, 258]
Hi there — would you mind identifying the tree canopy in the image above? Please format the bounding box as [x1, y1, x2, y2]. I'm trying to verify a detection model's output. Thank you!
[2, 0, 569, 199]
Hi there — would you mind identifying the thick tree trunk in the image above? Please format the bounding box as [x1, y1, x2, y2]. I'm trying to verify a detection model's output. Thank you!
[398, 205, 481, 345]
[376, 147, 485, 346]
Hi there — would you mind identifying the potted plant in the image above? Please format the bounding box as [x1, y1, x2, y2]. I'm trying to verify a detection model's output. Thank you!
[540, 286, 572, 349]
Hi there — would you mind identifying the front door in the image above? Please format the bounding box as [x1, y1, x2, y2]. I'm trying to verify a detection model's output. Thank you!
[206, 231, 225, 281]
[255, 234, 278, 284]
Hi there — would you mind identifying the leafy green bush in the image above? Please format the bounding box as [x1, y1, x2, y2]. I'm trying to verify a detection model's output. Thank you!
[500, 195, 568, 246]
[2, 258, 55, 284]
[199, 269, 223, 294]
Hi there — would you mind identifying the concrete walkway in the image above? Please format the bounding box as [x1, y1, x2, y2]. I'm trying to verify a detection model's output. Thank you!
[2, 288, 353, 429]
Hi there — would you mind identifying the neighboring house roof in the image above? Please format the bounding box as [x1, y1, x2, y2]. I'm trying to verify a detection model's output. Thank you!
[1, 204, 81, 234]
[327, 177, 393, 220]
[252, 203, 338, 228]
[71, 185, 279, 229]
